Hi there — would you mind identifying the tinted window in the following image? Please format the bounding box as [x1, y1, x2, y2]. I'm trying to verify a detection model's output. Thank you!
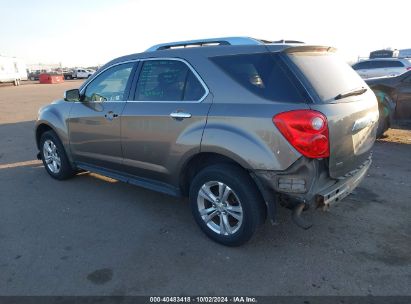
[84, 63, 134, 102]
[385, 61, 404, 68]
[367, 60, 404, 69]
[352, 61, 371, 70]
[135, 60, 205, 101]
[288, 51, 367, 103]
[211, 53, 304, 102]
[367, 61, 381, 69]
[184, 71, 206, 101]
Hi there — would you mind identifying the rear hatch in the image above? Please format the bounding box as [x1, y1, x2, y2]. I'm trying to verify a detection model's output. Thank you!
[282, 46, 379, 178]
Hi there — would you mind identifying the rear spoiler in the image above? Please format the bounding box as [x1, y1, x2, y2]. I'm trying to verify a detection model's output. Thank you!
[283, 45, 337, 54]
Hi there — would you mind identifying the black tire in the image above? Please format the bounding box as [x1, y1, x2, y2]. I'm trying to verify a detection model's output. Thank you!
[39, 130, 76, 180]
[376, 116, 388, 138]
[374, 90, 393, 138]
[189, 164, 266, 246]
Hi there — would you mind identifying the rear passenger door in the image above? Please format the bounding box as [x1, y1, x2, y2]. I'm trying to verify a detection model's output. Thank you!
[121, 58, 211, 186]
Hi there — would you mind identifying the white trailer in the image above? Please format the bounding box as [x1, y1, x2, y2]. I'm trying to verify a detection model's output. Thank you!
[0, 56, 28, 86]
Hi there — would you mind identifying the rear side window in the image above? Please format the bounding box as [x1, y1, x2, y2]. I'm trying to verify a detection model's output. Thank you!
[352, 61, 371, 70]
[210, 53, 305, 102]
[361, 60, 405, 69]
[384, 60, 404, 68]
[134, 60, 206, 101]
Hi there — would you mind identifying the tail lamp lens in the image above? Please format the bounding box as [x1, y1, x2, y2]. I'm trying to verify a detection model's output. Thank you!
[273, 110, 330, 158]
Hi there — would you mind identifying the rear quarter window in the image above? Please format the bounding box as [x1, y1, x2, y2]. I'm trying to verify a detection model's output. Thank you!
[210, 53, 305, 103]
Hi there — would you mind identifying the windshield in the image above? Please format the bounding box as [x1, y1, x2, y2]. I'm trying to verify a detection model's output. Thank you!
[288, 51, 367, 103]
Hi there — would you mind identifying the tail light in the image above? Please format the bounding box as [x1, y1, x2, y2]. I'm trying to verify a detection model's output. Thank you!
[406, 67, 411, 71]
[273, 110, 329, 158]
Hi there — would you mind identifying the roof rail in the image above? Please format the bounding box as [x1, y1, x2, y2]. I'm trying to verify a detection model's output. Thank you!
[271, 39, 305, 44]
[145, 37, 265, 52]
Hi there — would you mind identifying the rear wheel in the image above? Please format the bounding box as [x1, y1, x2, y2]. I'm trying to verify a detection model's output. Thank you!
[189, 164, 265, 246]
[376, 116, 389, 138]
[40, 130, 76, 180]
[374, 90, 393, 138]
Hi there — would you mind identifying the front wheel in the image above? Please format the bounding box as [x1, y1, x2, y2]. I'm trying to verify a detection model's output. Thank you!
[39, 131, 76, 180]
[189, 164, 265, 246]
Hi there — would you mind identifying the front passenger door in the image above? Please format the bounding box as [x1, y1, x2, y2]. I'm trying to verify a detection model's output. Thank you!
[69, 62, 136, 171]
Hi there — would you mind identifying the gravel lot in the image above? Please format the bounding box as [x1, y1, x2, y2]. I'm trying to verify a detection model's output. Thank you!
[0, 81, 410, 296]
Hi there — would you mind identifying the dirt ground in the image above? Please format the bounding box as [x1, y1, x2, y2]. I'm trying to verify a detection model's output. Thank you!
[0, 81, 410, 296]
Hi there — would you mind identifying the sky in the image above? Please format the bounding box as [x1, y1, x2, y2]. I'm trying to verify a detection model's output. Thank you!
[0, 0, 409, 67]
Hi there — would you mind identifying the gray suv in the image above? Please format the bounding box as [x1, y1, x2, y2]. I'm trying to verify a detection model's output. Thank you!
[35, 37, 379, 246]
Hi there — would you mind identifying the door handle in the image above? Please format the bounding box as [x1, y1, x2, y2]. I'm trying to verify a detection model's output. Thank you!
[104, 111, 118, 120]
[170, 112, 192, 120]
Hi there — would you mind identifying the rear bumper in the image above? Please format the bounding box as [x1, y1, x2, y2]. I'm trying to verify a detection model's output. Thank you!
[315, 157, 371, 207]
[251, 155, 372, 212]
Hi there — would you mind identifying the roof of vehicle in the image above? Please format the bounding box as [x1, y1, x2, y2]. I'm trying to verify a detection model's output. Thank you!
[101, 37, 335, 70]
[357, 58, 411, 62]
[145, 36, 305, 52]
[79, 37, 333, 94]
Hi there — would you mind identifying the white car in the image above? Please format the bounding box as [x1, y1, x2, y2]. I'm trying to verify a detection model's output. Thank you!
[352, 58, 411, 79]
[74, 68, 94, 79]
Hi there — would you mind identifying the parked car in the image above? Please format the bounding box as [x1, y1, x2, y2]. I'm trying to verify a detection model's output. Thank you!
[28, 70, 41, 81]
[369, 89, 396, 137]
[366, 70, 411, 122]
[352, 58, 411, 79]
[64, 68, 94, 80]
[35, 37, 379, 246]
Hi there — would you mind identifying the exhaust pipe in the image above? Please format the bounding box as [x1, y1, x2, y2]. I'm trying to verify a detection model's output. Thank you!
[292, 203, 313, 230]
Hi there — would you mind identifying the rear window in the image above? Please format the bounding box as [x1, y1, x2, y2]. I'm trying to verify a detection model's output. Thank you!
[288, 51, 367, 103]
[210, 53, 305, 102]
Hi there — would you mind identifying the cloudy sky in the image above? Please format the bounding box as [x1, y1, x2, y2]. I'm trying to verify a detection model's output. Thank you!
[0, 0, 409, 67]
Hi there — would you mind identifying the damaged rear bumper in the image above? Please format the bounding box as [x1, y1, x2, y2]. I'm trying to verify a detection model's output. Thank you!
[251, 155, 372, 226]
[315, 158, 371, 207]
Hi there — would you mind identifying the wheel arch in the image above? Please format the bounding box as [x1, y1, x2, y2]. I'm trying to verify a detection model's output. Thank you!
[179, 152, 248, 197]
[35, 123, 55, 149]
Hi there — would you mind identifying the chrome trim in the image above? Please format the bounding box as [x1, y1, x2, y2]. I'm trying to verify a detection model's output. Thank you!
[128, 57, 209, 103]
[145, 36, 263, 52]
[170, 112, 192, 119]
[79, 57, 209, 104]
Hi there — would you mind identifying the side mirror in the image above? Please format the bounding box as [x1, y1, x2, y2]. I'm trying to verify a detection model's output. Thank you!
[64, 89, 80, 102]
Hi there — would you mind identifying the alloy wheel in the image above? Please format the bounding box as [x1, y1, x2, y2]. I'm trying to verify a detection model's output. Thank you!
[197, 181, 243, 235]
[42, 139, 61, 174]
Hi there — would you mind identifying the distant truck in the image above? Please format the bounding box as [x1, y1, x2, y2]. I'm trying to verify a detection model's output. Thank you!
[0, 56, 28, 86]
[63, 68, 95, 80]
